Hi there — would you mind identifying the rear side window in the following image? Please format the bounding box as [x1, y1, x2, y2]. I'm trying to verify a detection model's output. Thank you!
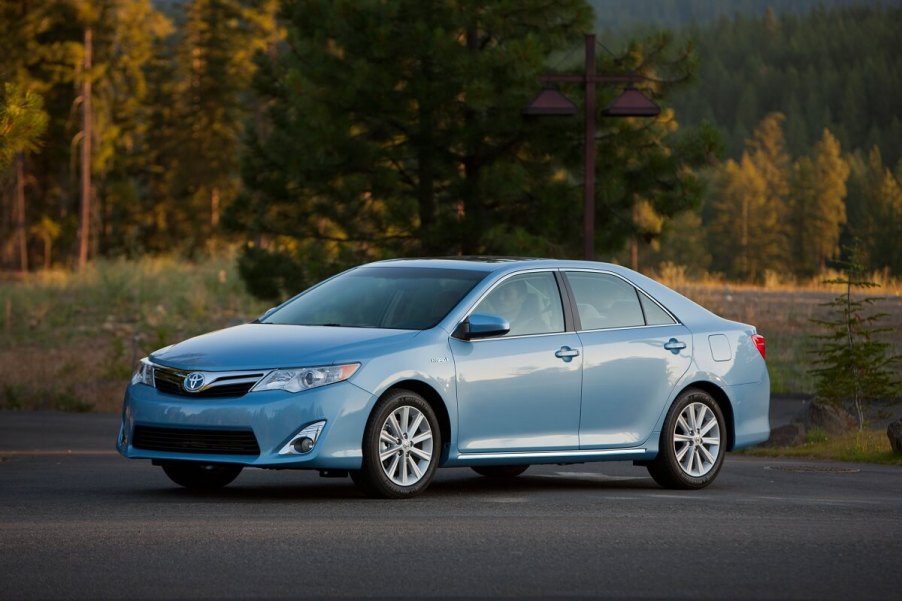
[566, 272, 644, 329]
[565, 272, 676, 329]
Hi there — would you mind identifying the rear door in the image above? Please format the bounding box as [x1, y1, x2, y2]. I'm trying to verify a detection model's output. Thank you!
[564, 271, 692, 449]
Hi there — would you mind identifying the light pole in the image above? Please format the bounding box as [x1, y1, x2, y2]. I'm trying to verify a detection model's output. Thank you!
[524, 34, 660, 261]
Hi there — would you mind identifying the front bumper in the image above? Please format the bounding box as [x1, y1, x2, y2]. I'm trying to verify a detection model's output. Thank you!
[117, 380, 376, 469]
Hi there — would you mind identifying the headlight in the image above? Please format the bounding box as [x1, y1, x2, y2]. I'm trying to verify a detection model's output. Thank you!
[252, 363, 360, 393]
[131, 358, 154, 386]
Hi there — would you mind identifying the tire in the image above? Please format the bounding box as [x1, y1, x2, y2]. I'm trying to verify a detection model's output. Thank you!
[352, 389, 441, 499]
[160, 461, 242, 490]
[471, 465, 529, 478]
[647, 388, 726, 490]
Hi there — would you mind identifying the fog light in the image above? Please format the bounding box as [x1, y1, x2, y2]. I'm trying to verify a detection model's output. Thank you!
[278, 420, 326, 455]
[293, 437, 314, 453]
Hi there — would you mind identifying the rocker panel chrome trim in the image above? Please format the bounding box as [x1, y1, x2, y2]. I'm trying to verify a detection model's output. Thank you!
[456, 448, 647, 461]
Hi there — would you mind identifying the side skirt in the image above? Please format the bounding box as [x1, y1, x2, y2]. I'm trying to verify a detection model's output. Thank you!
[449, 447, 649, 467]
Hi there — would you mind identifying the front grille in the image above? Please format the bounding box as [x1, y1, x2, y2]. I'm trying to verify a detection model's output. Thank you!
[133, 425, 260, 455]
[152, 366, 265, 398]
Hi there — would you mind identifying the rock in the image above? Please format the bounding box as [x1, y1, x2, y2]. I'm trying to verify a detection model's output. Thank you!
[802, 401, 857, 435]
[764, 423, 806, 447]
[888, 419, 902, 455]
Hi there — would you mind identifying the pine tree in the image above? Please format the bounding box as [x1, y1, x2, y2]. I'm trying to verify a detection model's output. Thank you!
[89, 1, 173, 257]
[843, 146, 902, 275]
[787, 128, 849, 277]
[231, 0, 593, 297]
[0, 1, 58, 271]
[706, 154, 781, 280]
[705, 114, 792, 280]
[809, 243, 900, 430]
[0, 84, 47, 170]
[745, 112, 791, 272]
[0, 84, 48, 272]
[872, 169, 902, 273]
[166, 0, 279, 253]
[233, 1, 715, 298]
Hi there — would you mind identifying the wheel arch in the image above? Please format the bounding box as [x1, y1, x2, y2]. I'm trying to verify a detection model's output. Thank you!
[676, 381, 736, 451]
[382, 379, 452, 461]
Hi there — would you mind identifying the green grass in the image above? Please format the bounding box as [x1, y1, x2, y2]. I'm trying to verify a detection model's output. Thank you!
[744, 429, 902, 465]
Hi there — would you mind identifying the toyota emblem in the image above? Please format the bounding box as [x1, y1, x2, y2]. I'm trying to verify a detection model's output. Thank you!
[183, 372, 206, 392]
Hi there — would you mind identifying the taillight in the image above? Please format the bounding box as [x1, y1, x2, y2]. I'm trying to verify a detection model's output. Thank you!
[751, 334, 765, 360]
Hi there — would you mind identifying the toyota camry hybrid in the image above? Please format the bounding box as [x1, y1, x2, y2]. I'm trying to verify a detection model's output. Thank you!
[117, 258, 770, 498]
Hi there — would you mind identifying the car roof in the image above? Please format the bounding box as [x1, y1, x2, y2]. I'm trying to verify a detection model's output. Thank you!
[365, 256, 624, 273]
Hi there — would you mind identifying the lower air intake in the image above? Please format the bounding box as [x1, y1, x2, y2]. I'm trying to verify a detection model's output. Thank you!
[132, 425, 260, 456]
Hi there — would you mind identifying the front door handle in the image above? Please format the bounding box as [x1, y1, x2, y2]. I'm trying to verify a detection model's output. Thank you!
[664, 338, 687, 354]
[555, 346, 580, 362]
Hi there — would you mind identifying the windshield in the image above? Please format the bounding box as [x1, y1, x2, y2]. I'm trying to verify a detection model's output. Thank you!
[263, 266, 488, 330]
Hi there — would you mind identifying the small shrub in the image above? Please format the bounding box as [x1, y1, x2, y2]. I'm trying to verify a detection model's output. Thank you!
[1, 384, 24, 410]
[809, 242, 901, 430]
[805, 427, 829, 444]
[52, 389, 93, 413]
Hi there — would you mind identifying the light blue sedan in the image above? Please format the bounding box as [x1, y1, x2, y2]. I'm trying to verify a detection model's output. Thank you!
[118, 258, 770, 498]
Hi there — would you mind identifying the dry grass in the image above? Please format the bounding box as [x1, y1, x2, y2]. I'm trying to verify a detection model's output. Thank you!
[652, 261, 902, 295]
[743, 429, 902, 465]
[651, 263, 902, 395]
[0, 253, 267, 413]
[1, 257, 900, 413]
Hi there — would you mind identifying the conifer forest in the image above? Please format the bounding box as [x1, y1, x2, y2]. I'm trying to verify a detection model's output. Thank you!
[2, 0, 901, 297]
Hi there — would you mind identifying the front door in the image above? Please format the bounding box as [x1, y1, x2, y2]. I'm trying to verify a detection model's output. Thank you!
[451, 272, 582, 453]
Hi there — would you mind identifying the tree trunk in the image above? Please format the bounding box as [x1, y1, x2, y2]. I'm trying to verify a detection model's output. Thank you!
[43, 233, 52, 270]
[78, 25, 93, 270]
[460, 26, 483, 256]
[211, 186, 220, 228]
[14, 153, 28, 272]
[416, 68, 436, 253]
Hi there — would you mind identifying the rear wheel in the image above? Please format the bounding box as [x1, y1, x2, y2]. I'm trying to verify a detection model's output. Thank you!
[647, 388, 725, 489]
[160, 461, 242, 490]
[471, 465, 529, 478]
[352, 389, 441, 499]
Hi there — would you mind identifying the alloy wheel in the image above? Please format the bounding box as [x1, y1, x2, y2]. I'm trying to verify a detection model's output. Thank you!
[672, 401, 721, 477]
[378, 405, 434, 486]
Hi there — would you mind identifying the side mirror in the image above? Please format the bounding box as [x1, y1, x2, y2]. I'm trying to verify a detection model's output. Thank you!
[453, 313, 510, 340]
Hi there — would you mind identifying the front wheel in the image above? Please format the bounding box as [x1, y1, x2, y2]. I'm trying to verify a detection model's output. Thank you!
[352, 389, 441, 499]
[647, 389, 725, 489]
[160, 461, 242, 490]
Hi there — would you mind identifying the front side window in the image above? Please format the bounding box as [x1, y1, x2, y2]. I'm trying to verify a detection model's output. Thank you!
[264, 267, 487, 330]
[566, 272, 646, 330]
[473, 272, 564, 337]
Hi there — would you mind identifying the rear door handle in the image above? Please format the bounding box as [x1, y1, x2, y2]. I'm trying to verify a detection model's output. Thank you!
[664, 338, 687, 354]
[555, 346, 580, 362]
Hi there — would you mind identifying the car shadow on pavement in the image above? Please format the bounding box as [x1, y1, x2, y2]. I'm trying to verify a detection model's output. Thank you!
[126, 468, 663, 503]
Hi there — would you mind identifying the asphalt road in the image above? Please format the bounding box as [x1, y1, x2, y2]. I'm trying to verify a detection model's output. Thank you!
[1, 412, 900, 600]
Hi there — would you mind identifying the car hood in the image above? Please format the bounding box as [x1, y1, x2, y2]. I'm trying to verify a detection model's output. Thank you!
[150, 323, 421, 371]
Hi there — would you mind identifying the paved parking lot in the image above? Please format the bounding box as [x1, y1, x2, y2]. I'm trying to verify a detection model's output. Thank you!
[1, 412, 900, 600]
